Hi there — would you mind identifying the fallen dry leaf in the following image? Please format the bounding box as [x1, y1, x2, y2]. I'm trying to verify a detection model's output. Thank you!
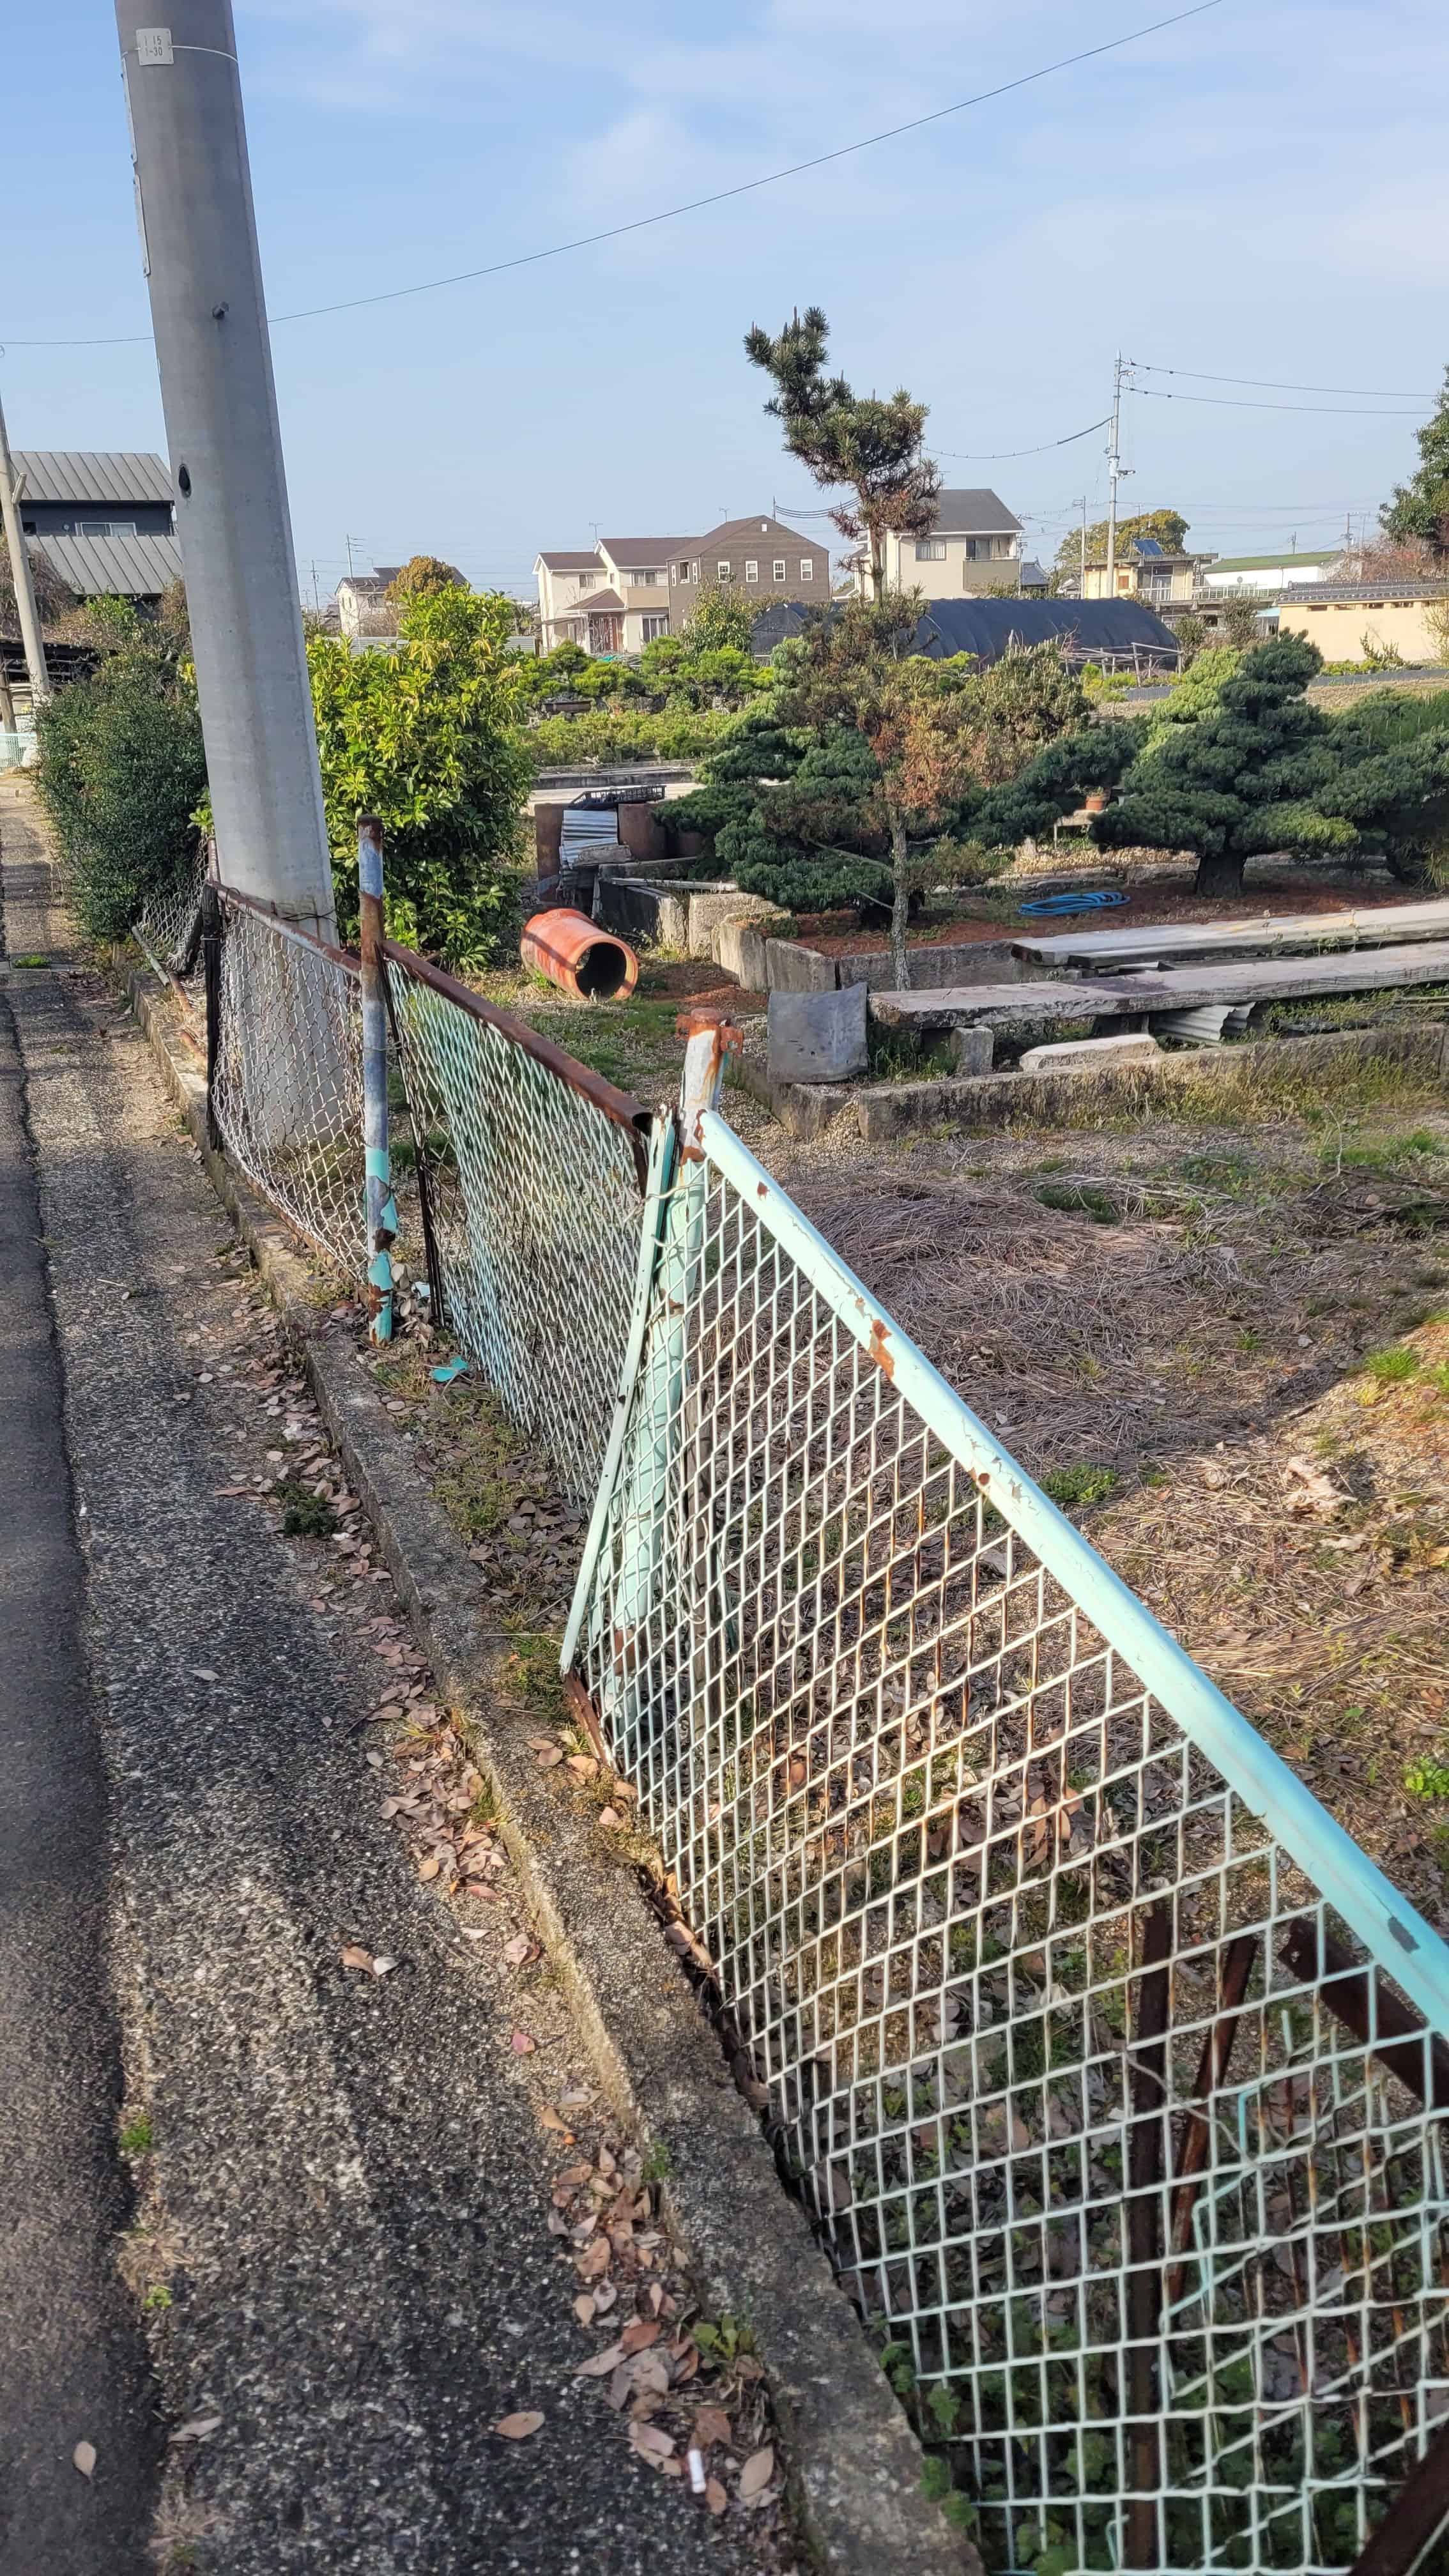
[417, 1851, 444, 1883]
[493, 2411, 544, 2441]
[573, 2295, 596, 2327]
[503, 1933, 533, 1966]
[694, 2406, 732, 2448]
[539, 2106, 572, 2135]
[339, 1944, 374, 1973]
[172, 2414, 222, 2443]
[510, 2028, 536, 2055]
[577, 2341, 625, 2379]
[705, 2476, 728, 2517]
[597, 1807, 623, 1828]
[72, 2441, 96, 2480]
[738, 2444, 774, 2501]
[592, 2279, 618, 2312]
[371, 1956, 397, 1978]
[534, 1746, 564, 1769]
[629, 2421, 675, 2461]
[619, 2320, 661, 2356]
[576, 2239, 611, 2281]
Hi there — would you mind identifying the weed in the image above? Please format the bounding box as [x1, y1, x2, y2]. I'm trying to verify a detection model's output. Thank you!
[1429, 1364, 1449, 1396]
[1405, 1756, 1449, 1800]
[640, 2138, 673, 2184]
[1036, 1181, 1119, 1225]
[693, 2314, 758, 2368]
[1363, 1345, 1421, 1383]
[1234, 1327, 1264, 1353]
[274, 1478, 339, 1539]
[143, 2283, 172, 2312]
[10, 953, 49, 969]
[1041, 1464, 1119, 1510]
[119, 2113, 153, 2159]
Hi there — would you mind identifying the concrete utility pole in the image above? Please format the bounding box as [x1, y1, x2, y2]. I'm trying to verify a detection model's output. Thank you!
[1077, 494, 1089, 595]
[1105, 353, 1130, 593]
[114, 2, 335, 940]
[0, 379, 51, 709]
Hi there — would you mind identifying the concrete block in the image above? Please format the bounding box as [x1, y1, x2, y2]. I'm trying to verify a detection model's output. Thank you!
[837, 940, 1036, 993]
[712, 909, 788, 985]
[950, 1025, 995, 1077]
[765, 937, 837, 995]
[687, 889, 779, 959]
[767, 983, 868, 1085]
[656, 894, 690, 950]
[1018, 1031, 1163, 1075]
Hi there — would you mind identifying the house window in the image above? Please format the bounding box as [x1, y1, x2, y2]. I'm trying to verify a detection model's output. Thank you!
[915, 540, 947, 561]
[745, 560, 759, 583]
[640, 614, 669, 641]
[631, 569, 661, 586]
[965, 538, 984, 561]
[677, 561, 692, 583]
[799, 559, 813, 580]
[717, 561, 732, 581]
[79, 519, 135, 538]
[991, 537, 1012, 560]
[772, 559, 786, 583]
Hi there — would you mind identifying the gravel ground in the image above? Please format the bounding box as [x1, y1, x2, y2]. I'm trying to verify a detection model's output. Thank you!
[0, 782, 788, 2575]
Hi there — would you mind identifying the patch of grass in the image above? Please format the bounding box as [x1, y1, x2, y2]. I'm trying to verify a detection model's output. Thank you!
[10, 952, 49, 968]
[1429, 1363, 1449, 1396]
[274, 1478, 339, 1539]
[143, 2283, 172, 2312]
[867, 1028, 954, 1084]
[1405, 1756, 1449, 1800]
[1234, 1327, 1264, 1353]
[1363, 1344, 1422, 1383]
[1041, 1463, 1120, 1510]
[1036, 1180, 1119, 1225]
[640, 2138, 673, 2183]
[119, 2113, 153, 2158]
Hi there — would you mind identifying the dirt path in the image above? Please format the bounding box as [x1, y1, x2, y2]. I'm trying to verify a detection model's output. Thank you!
[0, 785, 790, 2572]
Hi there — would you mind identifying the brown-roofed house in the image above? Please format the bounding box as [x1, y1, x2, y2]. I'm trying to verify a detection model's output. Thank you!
[533, 514, 832, 654]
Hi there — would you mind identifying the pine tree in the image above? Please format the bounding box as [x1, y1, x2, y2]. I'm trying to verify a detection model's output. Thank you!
[1381, 366, 1449, 555]
[744, 307, 939, 595]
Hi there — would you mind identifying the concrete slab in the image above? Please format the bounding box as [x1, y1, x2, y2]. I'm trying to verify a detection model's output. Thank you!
[687, 888, 779, 959]
[767, 982, 868, 1083]
[1018, 1031, 1163, 1073]
[765, 938, 838, 995]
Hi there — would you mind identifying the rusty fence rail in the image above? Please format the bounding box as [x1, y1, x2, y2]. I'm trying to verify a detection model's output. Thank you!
[193, 888, 1449, 2570]
[204, 885, 650, 1506]
[561, 1057, 1449, 2575]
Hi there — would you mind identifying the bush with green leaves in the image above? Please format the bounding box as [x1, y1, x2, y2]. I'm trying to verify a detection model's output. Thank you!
[972, 634, 1449, 897]
[35, 639, 206, 942]
[307, 585, 532, 969]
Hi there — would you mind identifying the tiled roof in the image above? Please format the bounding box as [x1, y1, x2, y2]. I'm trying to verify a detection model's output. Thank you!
[537, 549, 602, 571]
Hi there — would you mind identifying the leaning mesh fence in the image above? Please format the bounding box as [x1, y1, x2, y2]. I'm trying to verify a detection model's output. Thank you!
[571, 1107, 1449, 2575]
[385, 951, 649, 1505]
[211, 892, 367, 1282]
[134, 838, 210, 993]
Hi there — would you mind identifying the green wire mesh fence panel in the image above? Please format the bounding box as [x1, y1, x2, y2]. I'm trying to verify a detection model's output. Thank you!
[211, 892, 366, 1280]
[385, 956, 648, 1505]
[572, 1112, 1449, 2576]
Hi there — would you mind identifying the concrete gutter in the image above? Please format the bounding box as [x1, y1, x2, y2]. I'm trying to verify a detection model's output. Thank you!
[125, 958, 976, 2576]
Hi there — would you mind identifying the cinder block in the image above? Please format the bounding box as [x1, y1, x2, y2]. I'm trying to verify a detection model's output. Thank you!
[712, 910, 788, 984]
[767, 983, 868, 1084]
[950, 1025, 995, 1077]
[1018, 1031, 1163, 1075]
[765, 938, 837, 995]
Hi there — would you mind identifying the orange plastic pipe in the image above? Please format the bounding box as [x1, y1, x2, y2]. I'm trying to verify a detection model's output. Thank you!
[520, 908, 640, 1001]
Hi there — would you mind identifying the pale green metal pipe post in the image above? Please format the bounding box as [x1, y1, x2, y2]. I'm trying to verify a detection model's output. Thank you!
[357, 817, 396, 1342]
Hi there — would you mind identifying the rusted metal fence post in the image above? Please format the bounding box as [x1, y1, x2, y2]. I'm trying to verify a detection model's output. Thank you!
[357, 817, 395, 1342]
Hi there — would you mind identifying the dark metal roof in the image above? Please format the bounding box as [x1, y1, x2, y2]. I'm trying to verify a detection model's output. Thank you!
[915, 597, 1179, 662]
[34, 530, 184, 598]
[928, 487, 1022, 535]
[537, 549, 603, 571]
[599, 537, 693, 566]
[13, 449, 172, 506]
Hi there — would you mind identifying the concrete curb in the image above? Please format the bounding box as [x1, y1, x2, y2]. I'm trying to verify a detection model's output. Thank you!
[124, 960, 976, 2576]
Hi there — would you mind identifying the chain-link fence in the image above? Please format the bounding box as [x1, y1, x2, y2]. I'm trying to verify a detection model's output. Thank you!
[565, 1107, 1449, 2575]
[384, 945, 650, 1504]
[134, 838, 210, 995]
[210, 888, 367, 1280]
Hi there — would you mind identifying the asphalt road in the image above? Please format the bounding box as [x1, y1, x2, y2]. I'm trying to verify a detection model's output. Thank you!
[0, 783, 772, 2573]
[0, 955, 160, 2565]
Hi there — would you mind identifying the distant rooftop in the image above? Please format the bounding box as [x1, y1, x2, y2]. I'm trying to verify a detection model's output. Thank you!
[34, 529, 183, 598]
[928, 487, 1022, 535]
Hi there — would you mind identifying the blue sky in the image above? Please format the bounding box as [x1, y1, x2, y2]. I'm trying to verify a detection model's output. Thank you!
[3, 0, 1445, 599]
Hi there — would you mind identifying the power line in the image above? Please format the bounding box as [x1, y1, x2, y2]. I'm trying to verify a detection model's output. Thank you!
[1133, 387, 1422, 418]
[4, 1, 1225, 348]
[936, 415, 1110, 460]
[1131, 362, 1434, 400]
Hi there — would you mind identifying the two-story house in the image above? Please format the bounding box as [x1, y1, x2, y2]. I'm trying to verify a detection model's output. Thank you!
[335, 568, 403, 638]
[12, 450, 183, 604]
[1078, 535, 1215, 607]
[873, 488, 1033, 596]
[535, 514, 831, 653]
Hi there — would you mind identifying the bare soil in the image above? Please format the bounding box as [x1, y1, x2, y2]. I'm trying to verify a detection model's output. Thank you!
[791, 873, 1432, 959]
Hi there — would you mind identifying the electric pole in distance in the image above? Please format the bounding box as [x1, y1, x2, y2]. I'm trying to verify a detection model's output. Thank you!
[1105, 353, 1131, 594]
[114, 2, 336, 941]
[0, 378, 51, 709]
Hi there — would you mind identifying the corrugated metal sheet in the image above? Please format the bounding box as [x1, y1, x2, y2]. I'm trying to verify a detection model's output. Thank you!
[36, 530, 185, 598]
[12, 450, 172, 507]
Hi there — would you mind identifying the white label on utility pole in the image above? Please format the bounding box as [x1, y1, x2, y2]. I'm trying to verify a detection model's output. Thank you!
[136, 27, 174, 63]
